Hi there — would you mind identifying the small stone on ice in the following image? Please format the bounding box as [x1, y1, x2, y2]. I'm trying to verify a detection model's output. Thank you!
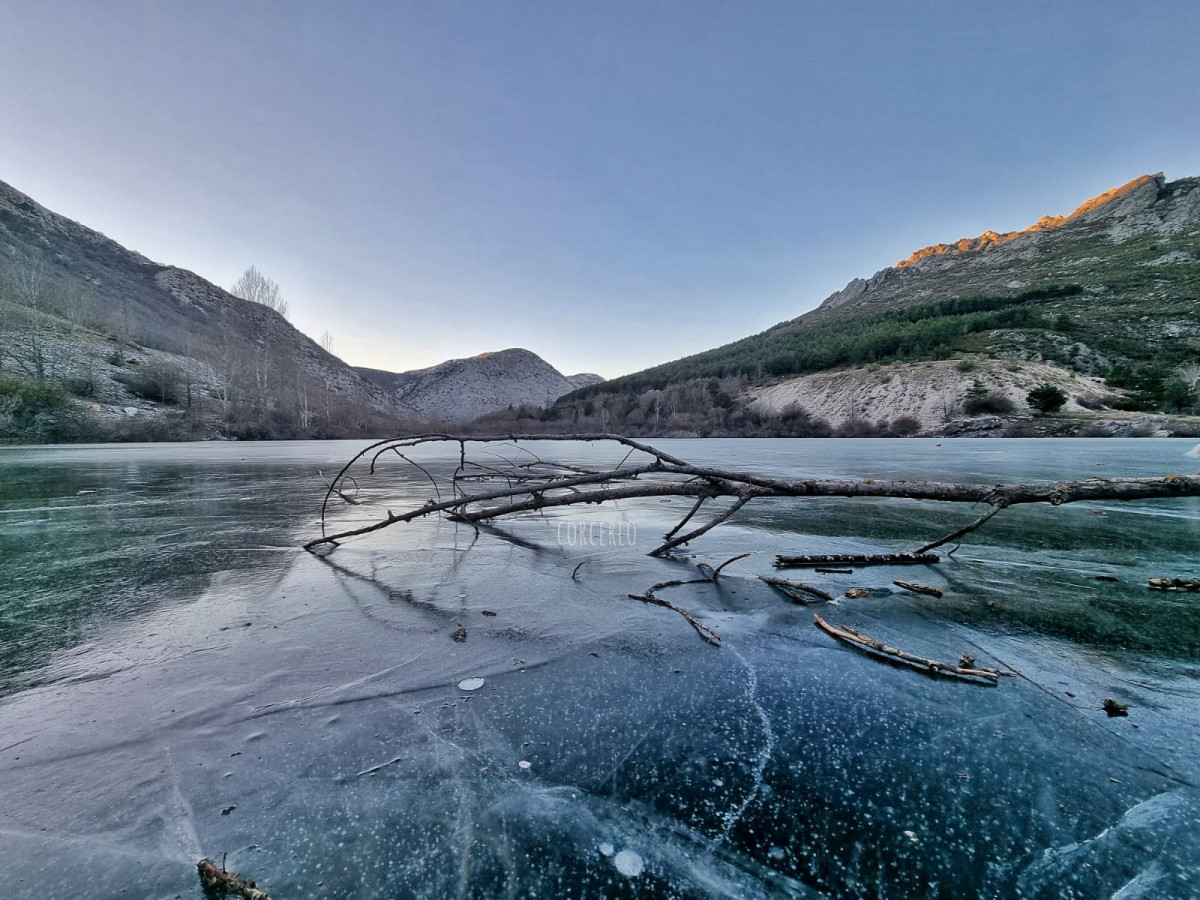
[614, 849, 644, 877]
[518, 760, 532, 769]
[457, 677, 485, 691]
[598, 842, 615, 857]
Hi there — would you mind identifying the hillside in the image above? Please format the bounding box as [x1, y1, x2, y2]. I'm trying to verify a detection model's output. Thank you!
[358, 349, 603, 422]
[0, 177, 405, 441]
[558, 173, 1200, 436]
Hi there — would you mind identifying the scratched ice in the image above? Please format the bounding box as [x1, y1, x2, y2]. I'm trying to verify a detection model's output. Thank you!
[0, 439, 1198, 898]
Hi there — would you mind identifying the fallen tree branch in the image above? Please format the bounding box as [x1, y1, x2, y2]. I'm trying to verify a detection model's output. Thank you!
[628, 555, 753, 644]
[318, 470, 359, 505]
[307, 435, 1200, 560]
[774, 552, 940, 568]
[711, 552, 751, 577]
[628, 578, 722, 646]
[913, 503, 1006, 554]
[1148, 577, 1200, 591]
[650, 494, 757, 557]
[759, 576, 836, 605]
[813, 614, 1006, 684]
[663, 495, 707, 541]
[893, 580, 944, 598]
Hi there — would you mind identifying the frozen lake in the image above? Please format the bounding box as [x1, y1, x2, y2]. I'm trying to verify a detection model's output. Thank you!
[1, 438, 1198, 898]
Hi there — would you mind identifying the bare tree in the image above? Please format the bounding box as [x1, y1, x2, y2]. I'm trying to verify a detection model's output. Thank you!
[299, 384, 313, 432]
[205, 342, 243, 426]
[1176, 364, 1200, 393]
[0, 255, 50, 380]
[230, 266, 289, 319]
[320, 331, 334, 353]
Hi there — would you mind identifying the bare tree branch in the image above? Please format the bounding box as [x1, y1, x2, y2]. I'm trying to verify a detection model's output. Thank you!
[913, 503, 1006, 554]
[814, 614, 1009, 684]
[648, 494, 757, 557]
[307, 435, 1200, 558]
[662, 496, 708, 541]
[628, 579, 722, 646]
[759, 577, 836, 605]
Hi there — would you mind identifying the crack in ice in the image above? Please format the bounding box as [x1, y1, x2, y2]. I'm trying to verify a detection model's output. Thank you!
[720, 645, 776, 841]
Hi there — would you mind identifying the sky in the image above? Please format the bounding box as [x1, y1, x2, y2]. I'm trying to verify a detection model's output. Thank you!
[1, 1, 1198, 379]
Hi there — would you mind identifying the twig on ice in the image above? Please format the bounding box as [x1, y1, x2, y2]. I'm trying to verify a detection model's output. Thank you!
[813, 614, 1010, 684]
[759, 576, 836, 605]
[697, 552, 752, 580]
[628, 579, 721, 646]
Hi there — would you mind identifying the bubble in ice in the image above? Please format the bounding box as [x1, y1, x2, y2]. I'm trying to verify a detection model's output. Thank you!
[613, 850, 644, 877]
[518, 760, 532, 769]
[598, 842, 615, 858]
[457, 677, 485, 691]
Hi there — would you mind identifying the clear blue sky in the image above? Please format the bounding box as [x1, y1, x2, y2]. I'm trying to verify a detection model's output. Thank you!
[1, 1, 1197, 378]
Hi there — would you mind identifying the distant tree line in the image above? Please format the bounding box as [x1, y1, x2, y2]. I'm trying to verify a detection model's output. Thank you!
[567, 284, 1085, 398]
[562, 280, 1199, 422]
[0, 251, 398, 443]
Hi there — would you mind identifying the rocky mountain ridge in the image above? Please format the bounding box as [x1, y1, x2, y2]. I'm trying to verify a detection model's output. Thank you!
[893, 174, 1164, 269]
[0, 176, 402, 439]
[809, 172, 1199, 323]
[358, 349, 603, 422]
[557, 171, 1200, 437]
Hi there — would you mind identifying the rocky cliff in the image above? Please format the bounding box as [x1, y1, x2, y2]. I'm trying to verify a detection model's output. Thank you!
[809, 173, 1199, 323]
[358, 349, 603, 422]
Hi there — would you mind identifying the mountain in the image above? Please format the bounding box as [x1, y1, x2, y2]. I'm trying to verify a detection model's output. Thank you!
[559, 172, 1200, 436]
[0, 177, 404, 441]
[358, 349, 603, 422]
[808, 173, 1198, 324]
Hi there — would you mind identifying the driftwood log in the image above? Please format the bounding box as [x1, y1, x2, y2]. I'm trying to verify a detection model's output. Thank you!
[306, 435, 1200, 560]
[775, 552, 940, 568]
[893, 580, 944, 598]
[813, 614, 1010, 684]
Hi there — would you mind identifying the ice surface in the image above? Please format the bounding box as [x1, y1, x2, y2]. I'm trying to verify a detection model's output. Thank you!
[1, 439, 1198, 898]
